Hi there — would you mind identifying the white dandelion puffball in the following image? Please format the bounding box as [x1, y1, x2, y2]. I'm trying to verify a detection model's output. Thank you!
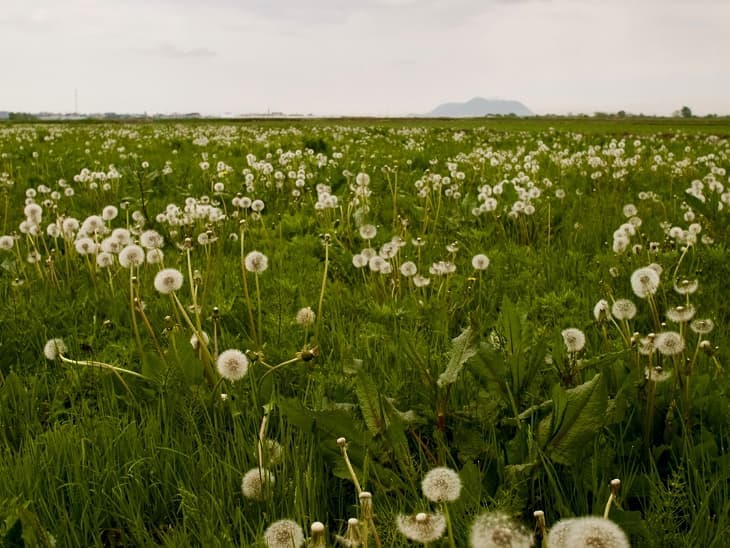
[244, 250, 269, 273]
[0, 235, 15, 250]
[241, 467, 275, 501]
[96, 251, 115, 268]
[611, 299, 637, 320]
[549, 516, 629, 548]
[153, 268, 184, 294]
[593, 299, 611, 321]
[630, 266, 660, 298]
[421, 466, 462, 503]
[102, 205, 118, 221]
[690, 318, 714, 334]
[470, 512, 534, 548]
[666, 305, 695, 324]
[655, 331, 685, 356]
[190, 331, 209, 349]
[396, 512, 447, 544]
[263, 519, 305, 548]
[216, 349, 249, 381]
[561, 328, 586, 353]
[546, 517, 577, 548]
[471, 253, 490, 270]
[140, 229, 164, 249]
[359, 223, 377, 240]
[295, 306, 316, 327]
[400, 261, 417, 277]
[118, 244, 145, 268]
[44, 338, 67, 360]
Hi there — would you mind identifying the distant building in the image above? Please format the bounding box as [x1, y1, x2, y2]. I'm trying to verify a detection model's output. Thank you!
[0, 111, 9, 120]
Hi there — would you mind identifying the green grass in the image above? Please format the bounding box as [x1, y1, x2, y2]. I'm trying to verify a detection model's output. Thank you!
[0, 119, 728, 546]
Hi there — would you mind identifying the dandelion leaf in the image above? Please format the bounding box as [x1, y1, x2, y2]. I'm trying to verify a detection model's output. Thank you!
[141, 351, 167, 382]
[499, 296, 525, 356]
[683, 192, 715, 221]
[355, 370, 385, 436]
[437, 325, 479, 388]
[537, 373, 607, 465]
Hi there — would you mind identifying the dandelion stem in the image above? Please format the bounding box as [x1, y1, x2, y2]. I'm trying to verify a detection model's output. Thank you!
[171, 291, 216, 386]
[136, 298, 168, 368]
[442, 503, 457, 548]
[129, 271, 144, 360]
[315, 236, 330, 344]
[254, 271, 263, 348]
[240, 227, 257, 344]
[337, 438, 363, 495]
[257, 413, 269, 471]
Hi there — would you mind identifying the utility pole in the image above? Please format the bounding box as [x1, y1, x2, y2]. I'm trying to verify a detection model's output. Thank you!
[74, 88, 78, 114]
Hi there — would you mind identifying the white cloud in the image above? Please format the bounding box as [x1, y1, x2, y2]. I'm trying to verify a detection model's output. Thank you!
[0, 0, 727, 115]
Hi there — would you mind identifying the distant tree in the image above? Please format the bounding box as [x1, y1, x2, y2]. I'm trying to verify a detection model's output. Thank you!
[617, 110, 626, 118]
[680, 106, 693, 118]
[8, 112, 36, 121]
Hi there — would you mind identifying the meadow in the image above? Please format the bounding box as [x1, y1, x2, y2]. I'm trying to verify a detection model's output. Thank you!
[0, 118, 728, 547]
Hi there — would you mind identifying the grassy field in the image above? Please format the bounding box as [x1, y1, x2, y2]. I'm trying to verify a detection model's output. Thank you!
[0, 119, 728, 546]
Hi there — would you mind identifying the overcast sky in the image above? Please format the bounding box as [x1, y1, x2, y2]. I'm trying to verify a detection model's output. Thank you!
[1, 0, 728, 116]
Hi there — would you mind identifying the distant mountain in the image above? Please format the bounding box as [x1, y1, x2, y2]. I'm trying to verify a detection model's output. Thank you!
[429, 97, 533, 117]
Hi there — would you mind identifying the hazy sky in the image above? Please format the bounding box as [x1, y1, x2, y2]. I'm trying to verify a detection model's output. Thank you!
[1, 0, 728, 115]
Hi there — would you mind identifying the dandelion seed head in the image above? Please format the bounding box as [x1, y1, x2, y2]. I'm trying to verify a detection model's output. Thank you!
[190, 331, 209, 349]
[630, 266, 660, 298]
[400, 261, 417, 277]
[673, 279, 698, 295]
[593, 299, 611, 322]
[413, 274, 430, 288]
[118, 244, 145, 268]
[146, 248, 164, 264]
[359, 224, 377, 240]
[666, 305, 695, 323]
[102, 205, 118, 221]
[44, 338, 67, 360]
[140, 229, 164, 249]
[611, 299, 637, 321]
[263, 519, 305, 548]
[470, 512, 534, 548]
[216, 349, 249, 381]
[153, 268, 184, 294]
[655, 331, 685, 356]
[645, 366, 672, 383]
[471, 253, 490, 270]
[561, 328, 586, 353]
[690, 318, 714, 334]
[622, 203, 638, 217]
[74, 236, 97, 255]
[241, 467, 275, 501]
[560, 516, 629, 548]
[96, 251, 114, 268]
[396, 512, 447, 544]
[421, 466, 462, 503]
[0, 235, 15, 250]
[244, 250, 269, 273]
[295, 306, 316, 327]
[352, 253, 368, 268]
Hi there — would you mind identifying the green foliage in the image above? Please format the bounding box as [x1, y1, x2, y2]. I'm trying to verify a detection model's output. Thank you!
[537, 374, 608, 465]
[0, 119, 728, 546]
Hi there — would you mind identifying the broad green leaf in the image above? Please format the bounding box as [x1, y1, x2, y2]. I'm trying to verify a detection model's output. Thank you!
[499, 296, 524, 356]
[537, 373, 608, 465]
[683, 192, 716, 221]
[141, 351, 167, 382]
[437, 325, 479, 387]
[466, 342, 510, 402]
[355, 370, 385, 436]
